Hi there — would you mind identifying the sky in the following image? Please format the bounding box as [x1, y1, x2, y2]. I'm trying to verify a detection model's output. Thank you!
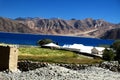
[0, 0, 120, 23]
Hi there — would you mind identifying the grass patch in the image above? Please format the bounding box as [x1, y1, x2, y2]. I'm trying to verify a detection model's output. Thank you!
[18, 47, 103, 64]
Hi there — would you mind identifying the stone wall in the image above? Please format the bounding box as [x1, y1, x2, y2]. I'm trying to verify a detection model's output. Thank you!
[18, 60, 120, 72]
[0, 45, 18, 72]
[9, 46, 18, 72]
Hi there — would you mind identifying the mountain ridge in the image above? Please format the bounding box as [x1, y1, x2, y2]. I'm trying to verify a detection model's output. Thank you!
[0, 17, 120, 38]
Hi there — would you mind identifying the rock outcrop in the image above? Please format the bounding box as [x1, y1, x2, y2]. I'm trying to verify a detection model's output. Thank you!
[101, 28, 120, 39]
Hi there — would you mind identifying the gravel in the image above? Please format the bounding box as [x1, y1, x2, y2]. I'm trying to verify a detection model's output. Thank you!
[0, 64, 120, 80]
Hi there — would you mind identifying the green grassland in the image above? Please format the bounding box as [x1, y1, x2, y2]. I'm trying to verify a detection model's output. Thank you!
[18, 47, 103, 64]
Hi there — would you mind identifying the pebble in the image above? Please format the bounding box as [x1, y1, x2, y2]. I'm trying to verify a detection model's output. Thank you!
[0, 64, 120, 80]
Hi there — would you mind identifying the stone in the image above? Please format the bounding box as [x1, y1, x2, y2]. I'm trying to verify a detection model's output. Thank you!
[0, 45, 18, 72]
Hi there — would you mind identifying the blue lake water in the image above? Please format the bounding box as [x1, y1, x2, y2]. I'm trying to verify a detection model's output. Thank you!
[0, 32, 114, 46]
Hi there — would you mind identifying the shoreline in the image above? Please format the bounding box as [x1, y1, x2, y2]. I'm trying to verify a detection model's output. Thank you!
[0, 31, 112, 40]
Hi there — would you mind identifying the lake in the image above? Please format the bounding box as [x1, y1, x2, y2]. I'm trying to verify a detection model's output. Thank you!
[0, 32, 114, 46]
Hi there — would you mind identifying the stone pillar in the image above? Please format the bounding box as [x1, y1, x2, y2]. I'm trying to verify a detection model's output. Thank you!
[0, 45, 18, 72]
[0, 46, 9, 70]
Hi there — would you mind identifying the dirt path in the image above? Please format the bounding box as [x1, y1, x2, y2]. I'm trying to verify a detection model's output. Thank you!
[64, 28, 98, 37]
[74, 29, 98, 35]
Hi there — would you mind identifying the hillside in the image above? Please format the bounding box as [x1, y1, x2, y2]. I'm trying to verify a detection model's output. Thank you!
[0, 17, 36, 33]
[0, 17, 120, 38]
[101, 28, 120, 39]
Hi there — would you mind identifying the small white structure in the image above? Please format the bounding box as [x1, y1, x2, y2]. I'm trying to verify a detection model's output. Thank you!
[62, 44, 105, 57]
[62, 44, 84, 52]
[62, 44, 93, 53]
[80, 46, 93, 54]
[63, 44, 84, 49]
[91, 47, 105, 55]
[43, 43, 60, 48]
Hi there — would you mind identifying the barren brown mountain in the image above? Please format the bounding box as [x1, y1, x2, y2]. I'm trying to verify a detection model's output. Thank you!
[101, 28, 120, 39]
[0, 17, 120, 38]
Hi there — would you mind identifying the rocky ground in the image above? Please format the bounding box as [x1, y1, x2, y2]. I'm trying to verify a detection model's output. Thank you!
[0, 63, 120, 80]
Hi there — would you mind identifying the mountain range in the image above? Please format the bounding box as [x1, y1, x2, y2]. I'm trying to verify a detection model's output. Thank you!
[0, 17, 120, 39]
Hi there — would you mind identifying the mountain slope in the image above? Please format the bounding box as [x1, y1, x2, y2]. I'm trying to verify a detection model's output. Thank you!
[101, 28, 120, 39]
[0, 17, 35, 33]
[0, 17, 119, 38]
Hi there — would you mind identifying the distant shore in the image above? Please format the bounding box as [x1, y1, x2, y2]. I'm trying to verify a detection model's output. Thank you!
[0, 31, 113, 39]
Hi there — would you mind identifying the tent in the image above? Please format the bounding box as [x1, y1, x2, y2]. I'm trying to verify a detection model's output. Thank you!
[43, 43, 60, 48]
